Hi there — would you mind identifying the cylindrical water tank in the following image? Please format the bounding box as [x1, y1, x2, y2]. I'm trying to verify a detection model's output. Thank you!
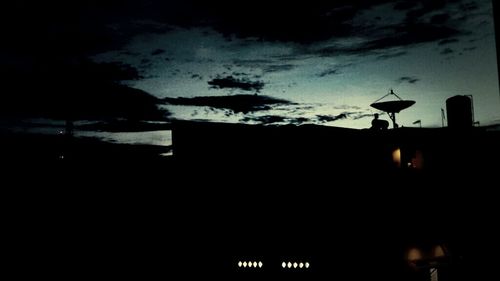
[446, 95, 473, 128]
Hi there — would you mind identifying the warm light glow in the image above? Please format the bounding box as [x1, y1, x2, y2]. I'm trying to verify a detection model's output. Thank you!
[287, 262, 292, 268]
[408, 248, 423, 261]
[258, 261, 263, 268]
[253, 261, 257, 268]
[238, 261, 242, 267]
[305, 262, 310, 268]
[282, 262, 286, 268]
[392, 148, 401, 167]
[243, 261, 247, 268]
[299, 262, 304, 268]
[433, 245, 445, 258]
[293, 262, 298, 268]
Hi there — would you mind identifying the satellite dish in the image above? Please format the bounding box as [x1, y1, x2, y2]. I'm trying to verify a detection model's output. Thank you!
[371, 100, 415, 113]
[370, 89, 415, 128]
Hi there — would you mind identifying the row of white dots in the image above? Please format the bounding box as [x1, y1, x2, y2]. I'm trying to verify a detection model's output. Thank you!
[236, 261, 310, 269]
[282, 261, 310, 269]
[237, 261, 263, 268]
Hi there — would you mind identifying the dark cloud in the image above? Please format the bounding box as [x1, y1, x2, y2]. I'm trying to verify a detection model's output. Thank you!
[193, 1, 368, 44]
[440, 47, 454, 55]
[393, 1, 419, 11]
[438, 38, 459, 45]
[1, 60, 168, 121]
[376, 51, 408, 60]
[163, 94, 292, 113]
[151, 49, 166, 55]
[0, 2, 397, 56]
[233, 59, 273, 66]
[232, 72, 250, 77]
[233, 59, 296, 74]
[290, 117, 311, 125]
[334, 105, 361, 110]
[316, 114, 347, 123]
[4, 0, 485, 62]
[430, 13, 451, 24]
[318, 68, 341, 77]
[2, 2, 175, 60]
[171, 69, 181, 76]
[317, 111, 373, 122]
[460, 1, 479, 11]
[120, 50, 141, 57]
[4, 0, 485, 82]
[367, 24, 461, 50]
[314, 23, 461, 58]
[208, 75, 265, 92]
[240, 110, 372, 125]
[241, 115, 287, 124]
[78, 120, 171, 132]
[79, 61, 144, 82]
[352, 113, 375, 120]
[405, 1, 448, 23]
[303, 0, 482, 59]
[263, 64, 296, 73]
[463, 46, 477, 51]
[191, 74, 203, 80]
[241, 115, 311, 125]
[397, 76, 420, 84]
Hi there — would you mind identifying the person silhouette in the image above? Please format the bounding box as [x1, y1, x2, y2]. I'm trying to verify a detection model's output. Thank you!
[371, 113, 389, 130]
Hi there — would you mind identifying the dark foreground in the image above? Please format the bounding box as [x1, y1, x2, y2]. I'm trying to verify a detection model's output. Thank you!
[2, 122, 500, 280]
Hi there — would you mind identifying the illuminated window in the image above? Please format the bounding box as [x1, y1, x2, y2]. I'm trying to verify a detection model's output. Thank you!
[392, 148, 401, 167]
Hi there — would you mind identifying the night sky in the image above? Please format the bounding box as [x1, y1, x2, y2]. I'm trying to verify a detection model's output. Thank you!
[3, 2, 500, 275]
[2, 0, 499, 133]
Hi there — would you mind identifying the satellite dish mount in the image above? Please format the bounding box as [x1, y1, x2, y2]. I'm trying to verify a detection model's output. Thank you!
[370, 89, 415, 129]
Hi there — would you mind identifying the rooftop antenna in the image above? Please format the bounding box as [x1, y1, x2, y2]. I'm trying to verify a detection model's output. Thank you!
[441, 108, 446, 127]
[370, 89, 416, 129]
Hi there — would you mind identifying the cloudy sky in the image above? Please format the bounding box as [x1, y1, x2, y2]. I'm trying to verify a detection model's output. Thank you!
[2, 0, 500, 129]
